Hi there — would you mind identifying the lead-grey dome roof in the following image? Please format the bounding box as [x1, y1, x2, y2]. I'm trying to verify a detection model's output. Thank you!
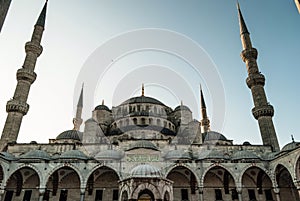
[94, 104, 111, 111]
[0, 152, 17, 161]
[130, 164, 161, 178]
[56, 130, 82, 141]
[58, 150, 89, 160]
[197, 150, 227, 160]
[95, 150, 124, 160]
[120, 96, 165, 106]
[128, 140, 158, 151]
[20, 150, 51, 160]
[174, 105, 191, 112]
[203, 131, 227, 141]
[281, 141, 300, 152]
[164, 149, 192, 160]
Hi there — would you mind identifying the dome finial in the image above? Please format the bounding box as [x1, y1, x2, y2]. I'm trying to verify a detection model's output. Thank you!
[102, 99, 104, 105]
[142, 83, 145, 96]
[292, 135, 295, 143]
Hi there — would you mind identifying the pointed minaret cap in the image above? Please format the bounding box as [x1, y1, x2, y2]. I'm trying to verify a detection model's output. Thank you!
[237, 1, 249, 35]
[142, 83, 145, 96]
[36, 0, 48, 28]
[77, 83, 83, 107]
[200, 85, 206, 109]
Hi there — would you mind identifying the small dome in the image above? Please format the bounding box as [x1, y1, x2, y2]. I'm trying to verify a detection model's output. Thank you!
[197, 150, 227, 160]
[174, 105, 191, 112]
[95, 150, 124, 160]
[120, 96, 165, 106]
[59, 150, 89, 160]
[0, 152, 17, 161]
[164, 149, 192, 160]
[85, 118, 97, 123]
[56, 130, 82, 141]
[128, 140, 158, 151]
[231, 150, 260, 160]
[262, 152, 278, 160]
[130, 164, 161, 178]
[94, 104, 111, 111]
[281, 141, 300, 152]
[20, 150, 51, 160]
[203, 131, 227, 141]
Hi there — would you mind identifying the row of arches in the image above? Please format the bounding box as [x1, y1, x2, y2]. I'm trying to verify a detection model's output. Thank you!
[0, 162, 299, 201]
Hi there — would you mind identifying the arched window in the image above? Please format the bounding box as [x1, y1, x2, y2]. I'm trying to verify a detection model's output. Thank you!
[141, 118, 146, 125]
[133, 118, 137, 125]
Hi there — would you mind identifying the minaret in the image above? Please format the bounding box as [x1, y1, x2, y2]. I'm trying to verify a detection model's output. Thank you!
[0, 0, 12, 32]
[0, 1, 48, 150]
[200, 85, 210, 133]
[73, 85, 84, 131]
[237, 3, 279, 151]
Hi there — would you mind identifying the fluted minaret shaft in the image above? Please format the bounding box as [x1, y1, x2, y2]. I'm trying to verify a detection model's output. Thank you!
[0, 2, 47, 150]
[73, 85, 83, 131]
[238, 4, 279, 151]
[200, 86, 210, 133]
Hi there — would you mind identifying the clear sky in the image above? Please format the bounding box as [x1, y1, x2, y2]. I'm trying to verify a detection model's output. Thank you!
[0, 0, 299, 148]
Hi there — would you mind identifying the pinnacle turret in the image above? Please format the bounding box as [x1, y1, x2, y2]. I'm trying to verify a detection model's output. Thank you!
[237, 2, 249, 35]
[73, 85, 84, 131]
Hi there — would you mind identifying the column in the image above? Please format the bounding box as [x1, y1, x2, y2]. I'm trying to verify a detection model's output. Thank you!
[38, 188, 45, 201]
[80, 188, 85, 201]
[198, 187, 203, 201]
[273, 187, 280, 201]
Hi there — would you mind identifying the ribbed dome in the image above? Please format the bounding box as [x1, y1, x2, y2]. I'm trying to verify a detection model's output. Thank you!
[231, 150, 259, 160]
[128, 140, 158, 151]
[281, 141, 300, 152]
[130, 164, 161, 178]
[174, 105, 191, 112]
[20, 150, 51, 160]
[95, 150, 124, 160]
[203, 131, 227, 141]
[164, 149, 192, 160]
[59, 150, 89, 160]
[94, 104, 111, 111]
[120, 96, 165, 106]
[56, 130, 81, 141]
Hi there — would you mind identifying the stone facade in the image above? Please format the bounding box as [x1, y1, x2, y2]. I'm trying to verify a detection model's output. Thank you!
[0, 2, 300, 201]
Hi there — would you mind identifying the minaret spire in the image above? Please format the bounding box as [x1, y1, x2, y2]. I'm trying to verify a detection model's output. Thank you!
[73, 84, 84, 131]
[0, 1, 48, 150]
[200, 85, 210, 133]
[238, 4, 279, 151]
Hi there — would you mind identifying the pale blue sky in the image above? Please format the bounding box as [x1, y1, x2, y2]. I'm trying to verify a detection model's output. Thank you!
[0, 0, 299, 148]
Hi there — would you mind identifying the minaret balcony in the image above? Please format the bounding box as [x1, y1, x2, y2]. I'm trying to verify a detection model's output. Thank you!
[252, 104, 274, 119]
[246, 73, 265, 88]
[25, 41, 43, 56]
[6, 99, 29, 115]
[17, 68, 37, 84]
[240, 48, 258, 62]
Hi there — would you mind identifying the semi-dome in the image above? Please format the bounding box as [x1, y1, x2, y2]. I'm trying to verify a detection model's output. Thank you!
[164, 149, 192, 160]
[127, 140, 158, 151]
[56, 130, 82, 141]
[20, 150, 51, 160]
[231, 150, 260, 160]
[281, 141, 300, 152]
[120, 96, 165, 106]
[130, 164, 161, 178]
[58, 150, 89, 160]
[203, 131, 228, 141]
[95, 150, 124, 160]
[94, 104, 111, 111]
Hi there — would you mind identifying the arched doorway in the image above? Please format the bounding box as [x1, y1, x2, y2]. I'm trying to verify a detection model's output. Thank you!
[203, 166, 236, 201]
[86, 166, 119, 201]
[167, 166, 198, 201]
[163, 191, 170, 201]
[242, 167, 274, 201]
[4, 167, 40, 201]
[138, 189, 154, 201]
[121, 190, 128, 201]
[276, 164, 299, 201]
[45, 166, 81, 201]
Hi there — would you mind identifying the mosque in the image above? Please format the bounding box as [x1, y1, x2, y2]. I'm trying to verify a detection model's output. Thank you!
[0, 1, 299, 201]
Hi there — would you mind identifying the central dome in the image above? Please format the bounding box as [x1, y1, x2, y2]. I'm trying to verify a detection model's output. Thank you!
[120, 96, 165, 106]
